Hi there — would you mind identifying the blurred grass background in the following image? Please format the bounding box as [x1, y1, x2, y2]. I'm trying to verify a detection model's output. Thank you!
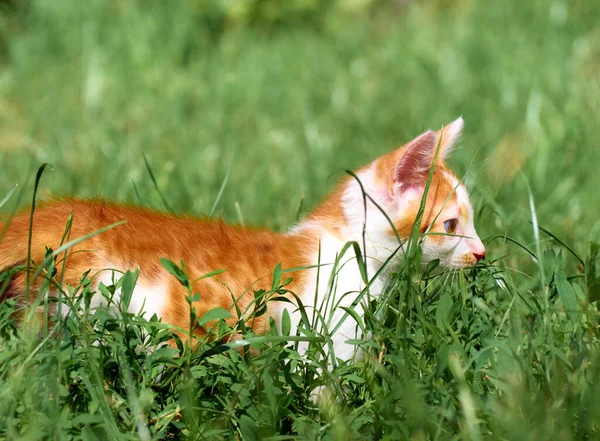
[2, 1, 600, 439]
[2, 0, 599, 263]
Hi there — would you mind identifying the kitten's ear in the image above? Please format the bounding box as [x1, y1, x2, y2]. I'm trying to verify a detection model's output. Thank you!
[376, 117, 465, 195]
[434, 116, 464, 160]
[393, 130, 438, 191]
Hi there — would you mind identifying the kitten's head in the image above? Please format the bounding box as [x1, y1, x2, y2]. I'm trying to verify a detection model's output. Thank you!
[344, 117, 485, 268]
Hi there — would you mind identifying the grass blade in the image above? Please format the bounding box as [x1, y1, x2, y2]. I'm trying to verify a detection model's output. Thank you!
[142, 153, 174, 213]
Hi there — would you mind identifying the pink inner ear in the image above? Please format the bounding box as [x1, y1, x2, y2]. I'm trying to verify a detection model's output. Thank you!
[393, 130, 437, 191]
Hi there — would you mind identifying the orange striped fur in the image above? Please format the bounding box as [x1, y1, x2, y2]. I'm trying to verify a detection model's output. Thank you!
[0, 117, 484, 360]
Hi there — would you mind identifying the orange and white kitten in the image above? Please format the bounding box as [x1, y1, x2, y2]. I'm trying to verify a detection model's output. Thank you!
[0, 117, 484, 362]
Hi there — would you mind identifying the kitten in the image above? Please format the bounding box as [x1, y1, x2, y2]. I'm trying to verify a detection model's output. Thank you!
[0, 117, 484, 362]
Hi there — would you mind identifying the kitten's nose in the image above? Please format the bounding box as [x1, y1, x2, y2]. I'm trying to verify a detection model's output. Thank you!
[469, 238, 485, 262]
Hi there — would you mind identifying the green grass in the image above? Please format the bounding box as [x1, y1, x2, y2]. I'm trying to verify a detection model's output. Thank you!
[2, 0, 600, 439]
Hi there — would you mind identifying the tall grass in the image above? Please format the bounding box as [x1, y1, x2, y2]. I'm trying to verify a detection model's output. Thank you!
[1, 0, 600, 439]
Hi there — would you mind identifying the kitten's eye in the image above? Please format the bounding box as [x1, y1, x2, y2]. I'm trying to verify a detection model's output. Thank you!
[444, 218, 458, 234]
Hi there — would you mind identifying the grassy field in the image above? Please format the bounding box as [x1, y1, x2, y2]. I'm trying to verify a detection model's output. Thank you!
[1, 0, 600, 439]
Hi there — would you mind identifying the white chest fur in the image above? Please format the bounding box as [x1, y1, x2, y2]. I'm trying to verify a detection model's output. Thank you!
[278, 230, 387, 364]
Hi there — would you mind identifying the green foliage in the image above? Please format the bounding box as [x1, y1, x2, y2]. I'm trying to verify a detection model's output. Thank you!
[1, 0, 600, 439]
[586, 222, 600, 302]
[1, 224, 598, 439]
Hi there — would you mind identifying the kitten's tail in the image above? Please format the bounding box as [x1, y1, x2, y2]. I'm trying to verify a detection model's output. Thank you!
[0, 209, 58, 306]
[0, 201, 103, 309]
[0, 261, 27, 303]
[0, 239, 38, 307]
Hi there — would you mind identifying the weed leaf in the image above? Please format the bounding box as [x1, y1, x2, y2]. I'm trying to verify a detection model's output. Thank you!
[555, 271, 577, 323]
[197, 307, 233, 327]
[160, 258, 189, 287]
